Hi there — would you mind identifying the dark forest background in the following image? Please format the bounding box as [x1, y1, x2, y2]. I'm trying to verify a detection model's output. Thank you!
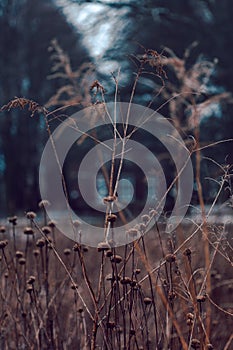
[0, 0, 233, 216]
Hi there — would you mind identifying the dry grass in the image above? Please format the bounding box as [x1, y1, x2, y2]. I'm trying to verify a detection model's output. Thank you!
[0, 43, 233, 349]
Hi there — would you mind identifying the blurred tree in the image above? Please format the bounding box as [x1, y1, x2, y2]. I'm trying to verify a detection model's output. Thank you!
[0, 0, 89, 214]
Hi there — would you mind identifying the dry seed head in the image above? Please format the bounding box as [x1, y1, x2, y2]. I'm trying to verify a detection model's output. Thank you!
[186, 318, 193, 326]
[139, 223, 146, 232]
[4, 272, 8, 278]
[135, 268, 141, 275]
[111, 255, 122, 264]
[38, 200, 50, 208]
[120, 277, 131, 285]
[8, 216, 17, 225]
[106, 213, 117, 223]
[26, 211, 37, 219]
[73, 220, 81, 228]
[197, 295, 206, 303]
[0, 240, 8, 249]
[165, 253, 176, 263]
[127, 228, 138, 237]
[23, 227, 34, 235]
[144, 297, 152, 305]
[64, 248, 71, 256]
[191, 339, 200, 349]
[105, 273, 115, 282]
[187, 312, 194, 320]
[42, 226, 51, 234]
[71, 283, 78, 290]
[73, 243, 80, 252]
[105, 249, 113, 257]
[18, 257, 26, 265]
[103, 195, 116, 204]
[15, 250, 24, 258]
[149, 209, 157, 217]
[0, 225, 6, 233]
[33, 249, 40, 256]
[27, 276, 36, 284]
[130, 279, 137, 287]
[36, 238, 45, 248]
[97, 241, 111, 252]
[82, 245, 89, 252]
[48, 220, 56, 228]
[141, 214, 150, 224]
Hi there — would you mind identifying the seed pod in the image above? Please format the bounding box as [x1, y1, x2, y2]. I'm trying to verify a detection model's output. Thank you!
[144, 297, 152, 305]
[18, 258, 26, 265]
[111, 255, 122, 264]
[135, 268, 141, 275]
[8, 216, 17, 225]
[73, 243, 80, 252]
[187, 312, 194, 320]
[0, 225, 6, 233]
[127, 228, 138, 238]
[26, 284, 33, 293]
[71, 283, 78, 290]
[38, 200, 50, 208]
[97, 241, 111, 252]
[33, 249, 40, 256]
[27, 276, 36, 284]
[120, 277, 131, 285]
[15, 251, 24, 258]
[26, 211, 37, 220]
[197, 295, 206, 303]
[106, 214, 117, 223]
[191, 339, 200, 349]
[64, 248, 71, 256]
[105, 249, 113, 257]
[48, 220, 56, 228]
[36, 239, 45, 248]
[42, 226, 51, 234]
[103, 195, 116, 204]
[23, 227, 34, 235]
[0, 240, 8, 249]
[141, 214, 150, 224]
[165, 253, 176, 263]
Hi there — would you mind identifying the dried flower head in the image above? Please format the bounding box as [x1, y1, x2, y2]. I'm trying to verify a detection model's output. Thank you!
[15, 251, 24, 258]
[27, 276, 36, 284]
[0, 240, 8, 249]
[63, 248, 71, 256]
[36, 239, 45, 248]
[0, 225, 6, 233]
[42, 226, 51, 234]
[38, 200, 50, 208]
[73, 243, 80, 252]
[165, 253, 176, 263]
[106, 214, 117, 223]
[8, 216, 17, 225]
[144, 297, 152, 305]
[97, 241, 111, 252]
[26, 211, 37, 220]
[18, 257, 26, 265]
[111, 255, 123, 264]
[23, 227, 34, 235]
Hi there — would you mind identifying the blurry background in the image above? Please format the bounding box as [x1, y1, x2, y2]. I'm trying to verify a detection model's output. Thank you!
[0, 0, 233, 216]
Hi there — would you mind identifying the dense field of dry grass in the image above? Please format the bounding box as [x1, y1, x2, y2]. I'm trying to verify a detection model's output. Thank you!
[0, 209, 232, 349]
